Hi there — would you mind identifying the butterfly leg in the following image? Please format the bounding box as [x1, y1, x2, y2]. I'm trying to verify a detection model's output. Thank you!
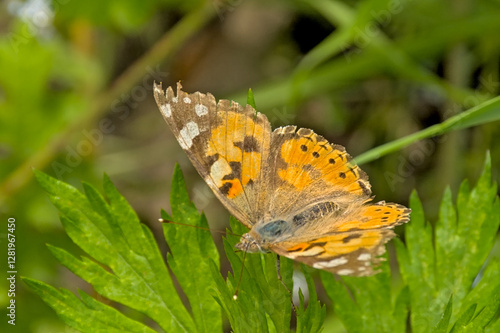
[276, 255, 297, 314]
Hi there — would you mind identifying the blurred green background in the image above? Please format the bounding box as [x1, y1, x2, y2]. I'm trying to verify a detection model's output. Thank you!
[1, 0, 499, 332]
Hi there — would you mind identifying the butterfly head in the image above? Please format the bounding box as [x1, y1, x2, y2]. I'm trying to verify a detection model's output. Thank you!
[235, 233, 264, 253]
[236, 219, 293, 253]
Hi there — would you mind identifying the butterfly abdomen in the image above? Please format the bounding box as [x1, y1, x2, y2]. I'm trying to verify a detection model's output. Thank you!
[291, 201, 340, 227]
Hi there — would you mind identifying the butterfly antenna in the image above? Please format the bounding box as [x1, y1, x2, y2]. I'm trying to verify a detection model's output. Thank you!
[233, 244, 249, 300]
[276, 255, 297, 314]
[159, 218, 241, 237]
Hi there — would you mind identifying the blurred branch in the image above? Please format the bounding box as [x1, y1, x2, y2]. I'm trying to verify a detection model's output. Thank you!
[294, 0, 492, 104]
[0, 3, 215, 203]
[354, 95, 500, 165]
[231, 12, 500, 110]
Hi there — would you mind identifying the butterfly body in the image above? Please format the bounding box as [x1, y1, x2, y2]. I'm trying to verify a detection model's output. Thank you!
[154, 82, 410, 276]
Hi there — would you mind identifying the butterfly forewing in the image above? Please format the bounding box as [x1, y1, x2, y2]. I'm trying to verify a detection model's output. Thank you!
[154, 83, 272, 227]
[264, 126, 372, 221]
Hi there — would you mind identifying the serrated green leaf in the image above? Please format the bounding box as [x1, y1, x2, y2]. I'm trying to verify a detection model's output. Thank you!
[486, 320, 500, 333]
[450, 304, 477, 333]
[212, 217, 297, 332]
[396, 153, 500, 333]
[432, 295, 453, 333]
[163, 164, 221, 332]
[23, 278, 157, 333]
[468, 287, 500, 330]
[247, 88, 257, 110]
[459, 260, 500, 319]
[393, 286, 410, 327]
[321, 271, 361, 333]
[322, 253, 406, 333]
[32, 170, 196, 332]
[296, 266, 326, 333]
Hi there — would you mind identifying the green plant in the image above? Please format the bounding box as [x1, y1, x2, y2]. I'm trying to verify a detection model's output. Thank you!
[26, 155, 499, 332]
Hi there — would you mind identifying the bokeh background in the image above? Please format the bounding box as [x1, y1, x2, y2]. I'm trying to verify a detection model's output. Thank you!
[1, 0, 500, 332]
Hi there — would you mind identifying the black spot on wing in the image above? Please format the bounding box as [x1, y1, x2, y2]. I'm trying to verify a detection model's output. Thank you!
[222, 161, 242, 180]
[358, 180, 371, 196]
[342, 233, 362, 243]
[303, 241, 327, 251]
[206, 154, 219, 167]
[219, 182, 233, 195]
[234, 135, 260, 152]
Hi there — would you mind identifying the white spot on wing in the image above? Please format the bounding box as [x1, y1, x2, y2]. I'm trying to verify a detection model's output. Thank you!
[154, 84, 164, 96]
[172, 97, 178, 103]
[183, 97, 191, 104]
[337, 269, 354, 275]
[313, 257, 348, 269]
[160, 103, 171, 117]
[179, 121, 199, 149]
[210, 158, 232, 184]
[357, 253, 371, 261]
[195, 104, 208, 117]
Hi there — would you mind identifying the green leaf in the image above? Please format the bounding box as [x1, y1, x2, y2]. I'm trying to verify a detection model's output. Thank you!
[296, 266, 326, 333]
[247, 88, 257, 110]
[432, 295, 453, 333]
[31, 170, 197, 332]
[395, 153, 500, 332]
[322, 152, 499, 333]
[467, 287, 500, 330]
[27, 153, 500, 333]
[212, 217, 303, 332]
[486, 318, 500, 333]
[321, 255, 407, 333]
[23, 278, 157, 333]
[163, 164, 222, 332]
[450, 304, 477, 333]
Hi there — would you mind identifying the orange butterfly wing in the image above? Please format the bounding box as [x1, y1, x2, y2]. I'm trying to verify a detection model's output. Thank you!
[270, 202, 410, 276]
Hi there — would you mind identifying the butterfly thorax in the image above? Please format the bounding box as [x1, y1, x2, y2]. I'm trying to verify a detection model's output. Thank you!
[236, 219, 293, 253]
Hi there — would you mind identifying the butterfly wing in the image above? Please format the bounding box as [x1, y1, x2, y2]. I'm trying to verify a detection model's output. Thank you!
[154, 83, 272, 227]
[269, 201, 410, 276]
[264, 126, 372, 221]
[271, 230, 393, 276]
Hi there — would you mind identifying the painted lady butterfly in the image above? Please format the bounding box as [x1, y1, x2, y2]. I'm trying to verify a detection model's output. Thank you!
[154, 83, 410, 276]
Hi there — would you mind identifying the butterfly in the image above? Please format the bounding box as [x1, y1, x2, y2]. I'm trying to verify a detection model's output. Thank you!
[154, 82, 410, 276]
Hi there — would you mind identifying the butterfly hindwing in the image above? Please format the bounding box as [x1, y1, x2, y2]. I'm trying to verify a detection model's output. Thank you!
[268, 200, 410, 275]
[271, 229, 395, 276]
[333, 201, 411, 233]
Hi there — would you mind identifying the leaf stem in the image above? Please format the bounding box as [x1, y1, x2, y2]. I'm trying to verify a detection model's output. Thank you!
[0, 3, 215, 203]
[354, 95, 500, 165]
